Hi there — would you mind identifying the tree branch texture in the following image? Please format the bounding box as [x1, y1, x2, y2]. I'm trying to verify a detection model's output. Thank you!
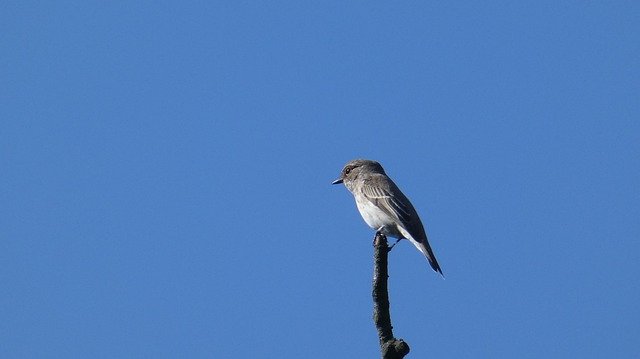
[372, 232, 410, 359]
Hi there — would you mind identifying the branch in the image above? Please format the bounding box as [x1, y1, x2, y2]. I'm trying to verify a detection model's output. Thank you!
[372, 232, 410, 359]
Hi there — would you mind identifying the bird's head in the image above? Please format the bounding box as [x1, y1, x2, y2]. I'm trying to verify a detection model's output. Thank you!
[332, 159, 385, 187]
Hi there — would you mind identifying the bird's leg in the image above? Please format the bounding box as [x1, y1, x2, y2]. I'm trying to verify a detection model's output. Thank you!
[373, 226, 386, 246]
[388, 238, 403, 251]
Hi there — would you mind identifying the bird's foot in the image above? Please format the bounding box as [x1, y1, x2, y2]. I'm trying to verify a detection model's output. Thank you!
[373, 228, 387, 246]
[388, 238, 403, 251]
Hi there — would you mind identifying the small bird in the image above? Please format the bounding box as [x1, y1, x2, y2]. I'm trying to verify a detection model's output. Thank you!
[332, 159, 443, 276]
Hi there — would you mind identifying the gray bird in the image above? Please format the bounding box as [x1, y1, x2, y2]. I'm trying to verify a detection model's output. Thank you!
[332, 159, 443, 275]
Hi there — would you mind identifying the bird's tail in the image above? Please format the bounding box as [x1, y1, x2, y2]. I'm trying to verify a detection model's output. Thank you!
[407, 236, 444, 277]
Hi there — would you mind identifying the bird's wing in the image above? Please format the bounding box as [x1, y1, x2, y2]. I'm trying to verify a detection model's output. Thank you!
[360, 174, 444, 275]
[359, 174, 414, 225]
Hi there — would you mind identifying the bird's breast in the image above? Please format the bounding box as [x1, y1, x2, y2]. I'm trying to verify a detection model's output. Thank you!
[354, 197, 399, 237]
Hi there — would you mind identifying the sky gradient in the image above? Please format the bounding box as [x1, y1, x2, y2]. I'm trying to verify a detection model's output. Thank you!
[2, 1, 639, 358]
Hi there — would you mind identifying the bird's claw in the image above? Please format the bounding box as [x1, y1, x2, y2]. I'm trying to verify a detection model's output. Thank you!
[388, 238, 402, 251]
[373, 230, 386, 246]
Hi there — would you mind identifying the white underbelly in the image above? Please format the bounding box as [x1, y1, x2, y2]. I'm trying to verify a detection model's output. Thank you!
[355, 197, 395, 233]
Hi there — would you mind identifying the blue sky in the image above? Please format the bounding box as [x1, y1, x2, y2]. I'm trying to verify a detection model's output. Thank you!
[2, 1, 639, 358]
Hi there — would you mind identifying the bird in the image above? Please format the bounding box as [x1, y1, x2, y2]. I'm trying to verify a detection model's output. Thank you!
[332, 159, 443, 276]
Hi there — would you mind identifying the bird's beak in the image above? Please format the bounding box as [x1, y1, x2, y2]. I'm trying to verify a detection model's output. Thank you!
[332, 178, 343, 185]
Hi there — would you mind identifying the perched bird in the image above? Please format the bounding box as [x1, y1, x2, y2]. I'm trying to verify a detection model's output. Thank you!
[332, 159, 443, 276]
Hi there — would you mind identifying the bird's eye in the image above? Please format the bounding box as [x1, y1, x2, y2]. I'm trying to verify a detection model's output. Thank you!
[345, 167, 352, 175]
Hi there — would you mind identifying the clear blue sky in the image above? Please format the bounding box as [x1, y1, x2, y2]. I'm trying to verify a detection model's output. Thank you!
[2, 1, 639, 358]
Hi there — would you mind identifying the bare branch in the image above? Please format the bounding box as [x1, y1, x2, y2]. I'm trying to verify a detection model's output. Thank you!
[372, 232, 410, 359]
